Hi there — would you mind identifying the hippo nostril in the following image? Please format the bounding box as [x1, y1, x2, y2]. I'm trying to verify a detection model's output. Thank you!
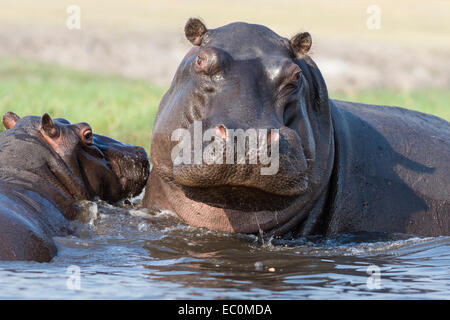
[214, 124, 227, 140]
[120, 176, 128, 188]
[267, 130, 280, 144]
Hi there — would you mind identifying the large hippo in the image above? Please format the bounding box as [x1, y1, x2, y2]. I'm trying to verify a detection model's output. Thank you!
[0, 112, 149, 261]
[143, 19, 450, 237]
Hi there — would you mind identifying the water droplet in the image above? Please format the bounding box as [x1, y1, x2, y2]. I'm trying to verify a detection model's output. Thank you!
[254, 261, 264, 271]
[137, 222, 148, 232]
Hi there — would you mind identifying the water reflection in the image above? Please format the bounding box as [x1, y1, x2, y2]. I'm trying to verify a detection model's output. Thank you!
[0, 199, 448, 299]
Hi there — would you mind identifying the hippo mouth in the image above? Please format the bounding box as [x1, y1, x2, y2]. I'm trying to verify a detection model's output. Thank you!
[179, 184, 299, 212]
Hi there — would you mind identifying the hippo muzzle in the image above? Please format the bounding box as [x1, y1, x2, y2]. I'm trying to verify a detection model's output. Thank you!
[90, 134, 150, 202]
[170, 122, 309, 211]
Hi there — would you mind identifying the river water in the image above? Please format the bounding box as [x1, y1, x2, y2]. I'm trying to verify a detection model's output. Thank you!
[0, 197, 449, 299]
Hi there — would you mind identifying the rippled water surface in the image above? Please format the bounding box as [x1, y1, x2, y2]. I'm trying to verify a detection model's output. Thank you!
[0, 198, 449, 299]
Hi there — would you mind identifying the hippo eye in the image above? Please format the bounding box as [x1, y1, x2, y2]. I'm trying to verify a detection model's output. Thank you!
[279, 64, 302, 94]
[289, 70, 302, 84]
[196, 55, 204, 66]
[284, 74, 299, 88]
[195, 54, 209, 74]
[82, 130, 93, 145]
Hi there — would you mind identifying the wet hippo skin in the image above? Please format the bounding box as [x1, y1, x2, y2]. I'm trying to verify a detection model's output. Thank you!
[143, 19, 450, 237]
[0, 112, 149, 262]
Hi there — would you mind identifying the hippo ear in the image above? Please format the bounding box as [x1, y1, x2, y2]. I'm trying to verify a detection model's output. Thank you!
[289, 32, 312, 57]
[41, 113, 58, 137]
[185, 18, 207, 46]
[2, 111, 20, 129]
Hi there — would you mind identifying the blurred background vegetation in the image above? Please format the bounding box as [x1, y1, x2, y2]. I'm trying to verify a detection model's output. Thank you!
[0, 0, 449, 151]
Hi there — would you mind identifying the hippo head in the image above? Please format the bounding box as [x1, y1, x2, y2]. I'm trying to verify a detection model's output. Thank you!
[146, 19, 334, 235]
[2, 112, 150, 205]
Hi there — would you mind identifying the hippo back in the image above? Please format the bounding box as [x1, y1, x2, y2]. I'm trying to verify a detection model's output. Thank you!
[328, 100, 450, 236]
[0, 176, 71, 261]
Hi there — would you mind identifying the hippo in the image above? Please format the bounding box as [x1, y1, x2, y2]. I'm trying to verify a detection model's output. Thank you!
[143, 19, 450, 238]
[0, 112, 149, 262]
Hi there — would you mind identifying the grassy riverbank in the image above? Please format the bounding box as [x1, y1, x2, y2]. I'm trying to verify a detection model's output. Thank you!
[1, 58, 448, 151]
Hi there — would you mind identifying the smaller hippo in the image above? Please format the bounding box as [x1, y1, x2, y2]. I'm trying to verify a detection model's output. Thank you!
[0, 112, 149, 262]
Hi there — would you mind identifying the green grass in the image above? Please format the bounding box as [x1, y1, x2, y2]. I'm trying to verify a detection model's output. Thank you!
[0, 58, 164, 151]
[332, 89, 450, 121]
[0, 58, 448, 154]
